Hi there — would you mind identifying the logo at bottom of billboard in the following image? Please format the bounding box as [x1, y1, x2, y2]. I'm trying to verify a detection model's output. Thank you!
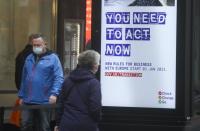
[158, 91, 174, 104]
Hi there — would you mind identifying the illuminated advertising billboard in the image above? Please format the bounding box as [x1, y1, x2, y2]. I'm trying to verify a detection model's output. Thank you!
[101, 0, 177, 109]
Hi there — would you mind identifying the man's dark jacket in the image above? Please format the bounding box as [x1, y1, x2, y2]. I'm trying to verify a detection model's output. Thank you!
[56, 68, 102, 131]
[15, 44, 32, 90]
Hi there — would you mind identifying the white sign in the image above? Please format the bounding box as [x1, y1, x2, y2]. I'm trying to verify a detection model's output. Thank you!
[101, 0, 177, 109]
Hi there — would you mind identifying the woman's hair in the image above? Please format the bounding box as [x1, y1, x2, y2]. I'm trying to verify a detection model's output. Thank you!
[78, 50, 100, 69]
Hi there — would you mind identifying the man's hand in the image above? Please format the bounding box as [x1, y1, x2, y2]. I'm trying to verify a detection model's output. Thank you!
[54, 126, 59, 131]
[49, 95, 57, 104]
[19, 99, 23, 105]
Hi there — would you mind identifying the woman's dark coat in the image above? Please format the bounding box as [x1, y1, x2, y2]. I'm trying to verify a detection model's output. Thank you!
[56, 68, 102, 131]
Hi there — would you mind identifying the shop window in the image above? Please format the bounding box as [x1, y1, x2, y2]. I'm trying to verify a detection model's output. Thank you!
[0, 0, 57, 93]
[63, 19, 84, 75]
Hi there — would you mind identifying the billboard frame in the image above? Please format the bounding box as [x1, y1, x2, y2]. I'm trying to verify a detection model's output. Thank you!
[91, 0, 192, 124]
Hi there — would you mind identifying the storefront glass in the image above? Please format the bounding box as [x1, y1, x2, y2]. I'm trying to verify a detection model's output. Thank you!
[0, 0, 57, 105]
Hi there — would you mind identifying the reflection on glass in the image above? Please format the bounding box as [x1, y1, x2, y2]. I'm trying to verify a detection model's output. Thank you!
[64, 20, 84, 75]
[0, 0, 57, 91]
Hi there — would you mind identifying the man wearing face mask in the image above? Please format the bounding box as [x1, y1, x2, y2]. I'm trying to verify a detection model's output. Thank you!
[18, 33, 64, 131]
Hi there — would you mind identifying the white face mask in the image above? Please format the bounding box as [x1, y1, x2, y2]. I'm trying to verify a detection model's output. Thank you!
[33, 47, 43, 55]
